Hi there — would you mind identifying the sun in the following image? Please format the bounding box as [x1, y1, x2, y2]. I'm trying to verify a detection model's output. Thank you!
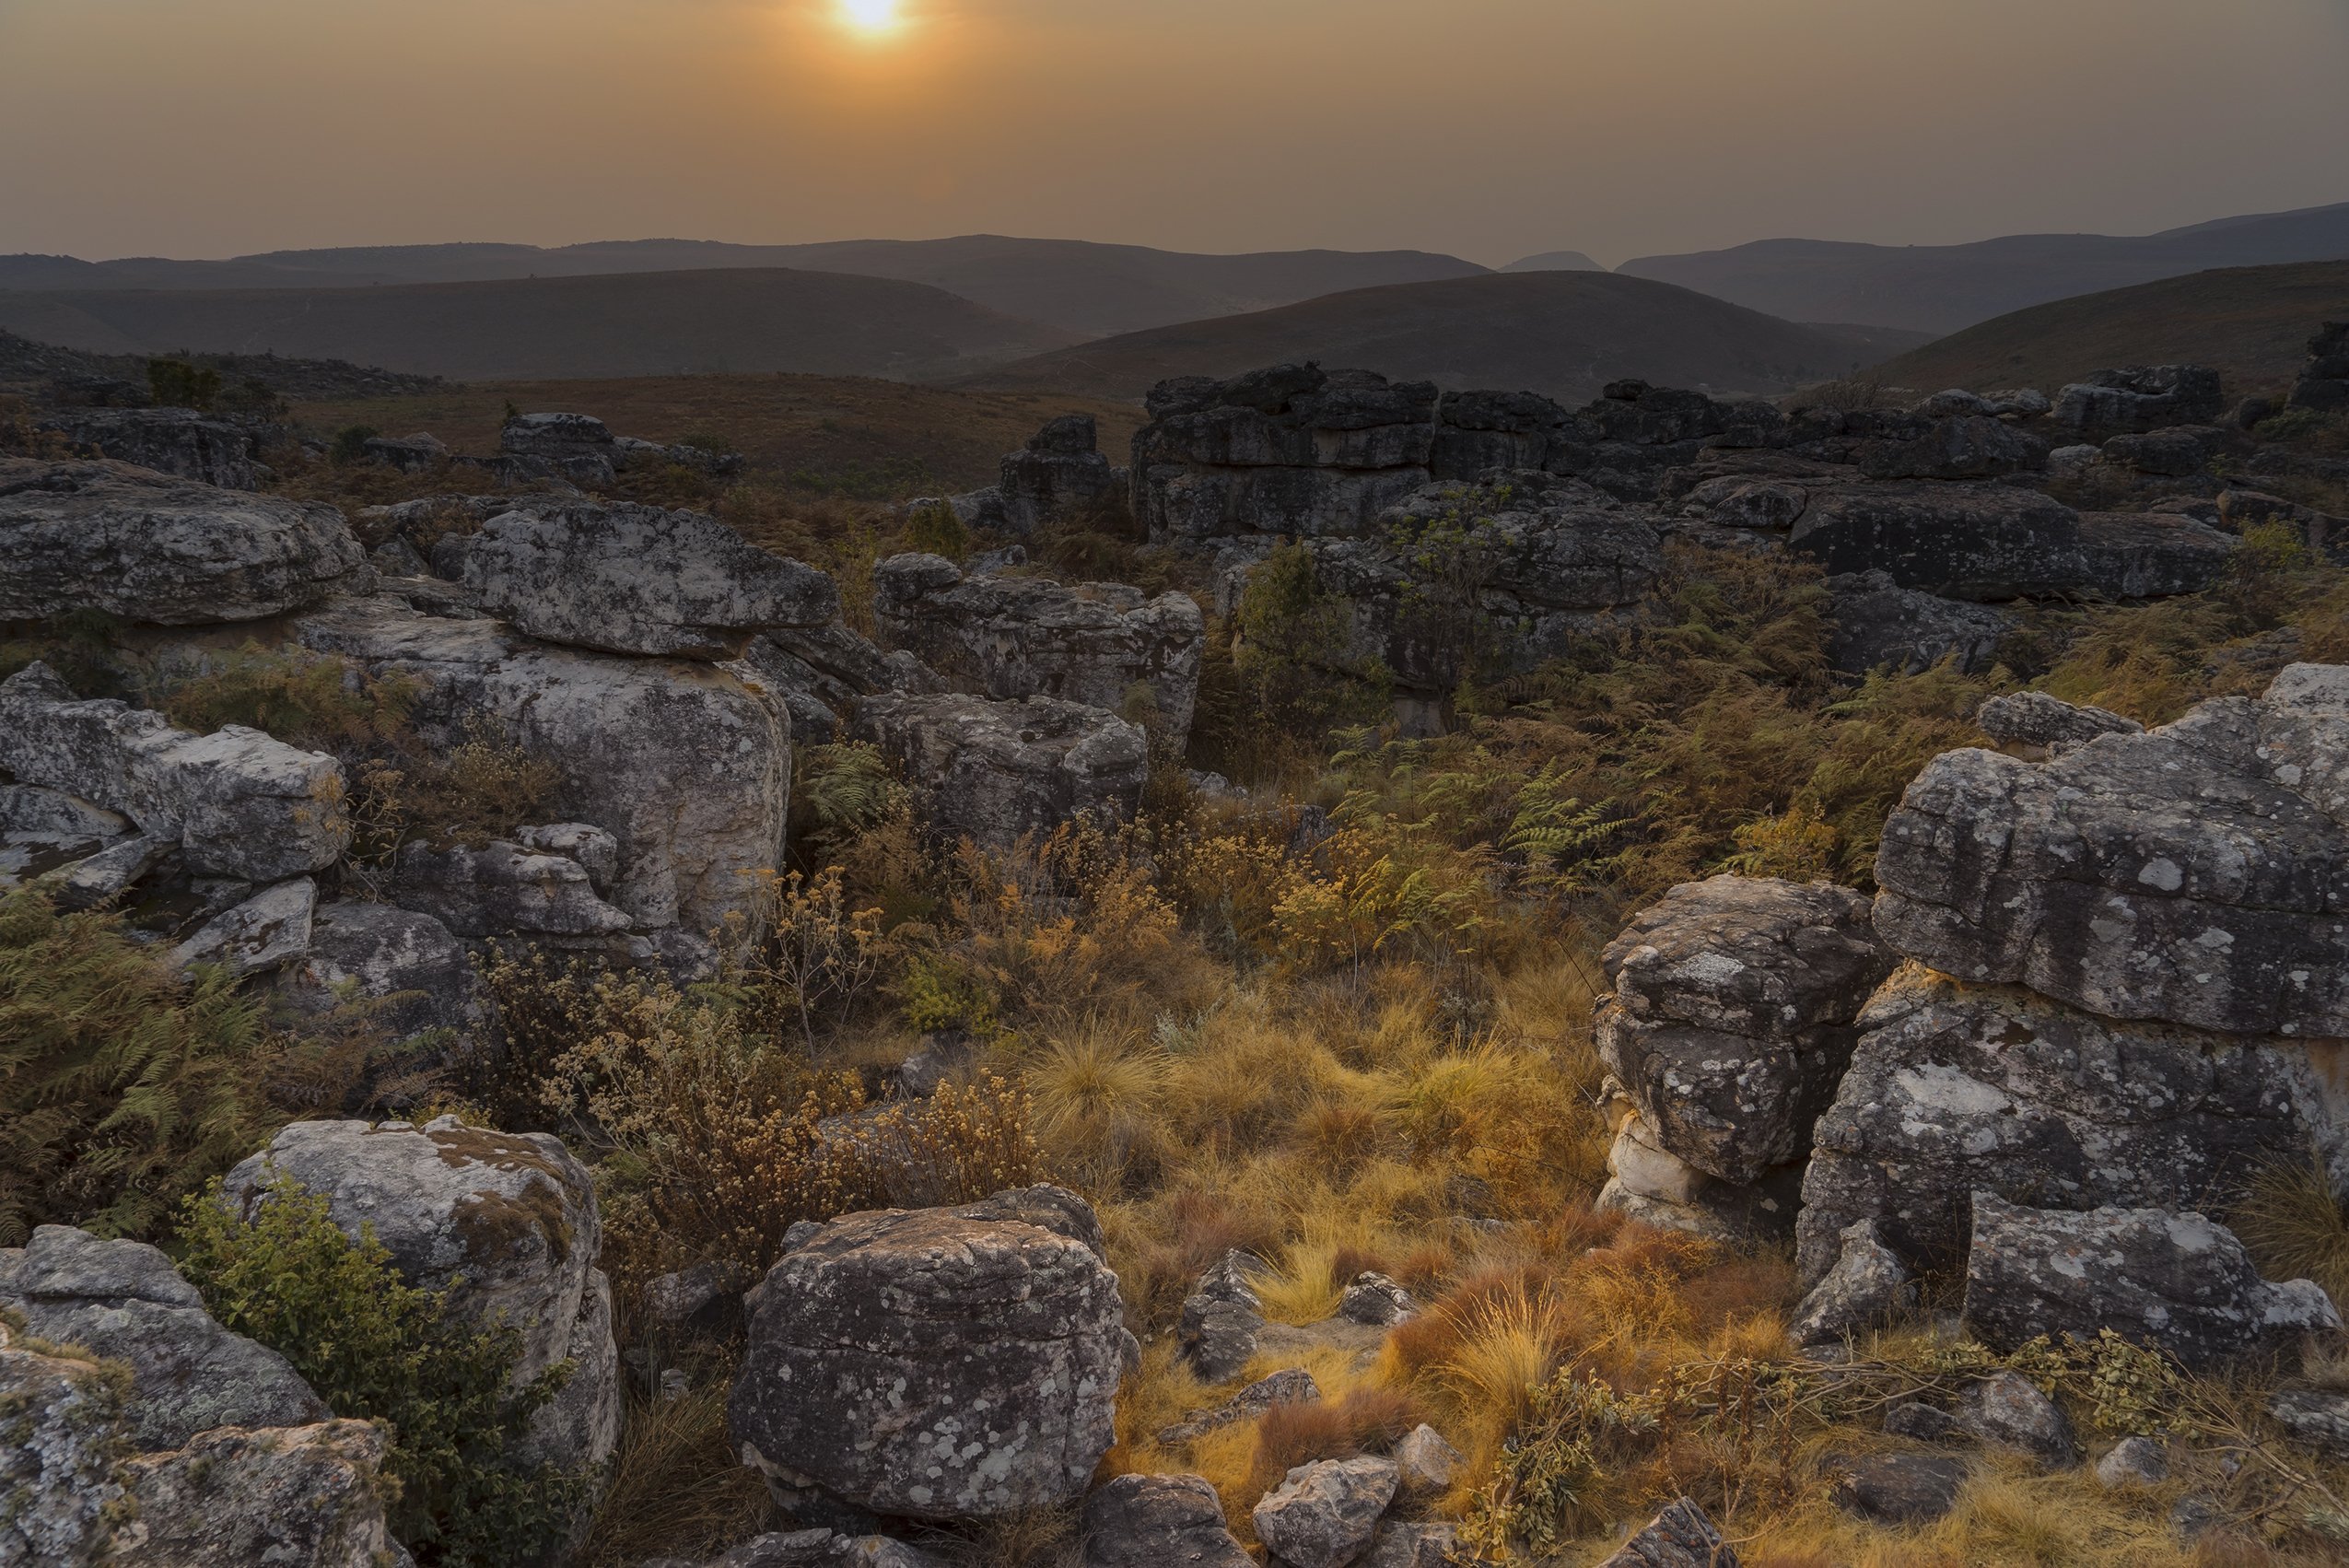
[838, 0, 901, 33]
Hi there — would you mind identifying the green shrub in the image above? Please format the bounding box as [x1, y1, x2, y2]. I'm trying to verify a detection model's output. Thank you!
[904, 497, 970, 562]
[897, 951, 1000, 1036]
[146, 357, 221, 412]
[179, 1173, 586, 1567]
[331, 425, 382, 466]
[0, 888, 279, 1245]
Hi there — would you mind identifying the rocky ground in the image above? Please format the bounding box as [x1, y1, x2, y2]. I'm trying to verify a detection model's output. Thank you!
[5, 328, 2349, 1567]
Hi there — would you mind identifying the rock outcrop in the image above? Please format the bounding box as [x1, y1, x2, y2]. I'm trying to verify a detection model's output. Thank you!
[852, 692, 1148, 846]
[225, 1116, 621, 1478]
[1824, 571, 2015, 677]
[2289, 322, 2349, 414]
[1788, 1218, 1917, 1347]
[1596, 876, 1893, 1239]
[999, 414, 1121, 533]
[0, 457, 367, 624]
[462, 501, 838, 659]
[2055, 366, 2226, 438]
[1081, 1473, 1252, 1568]
[1962, 1195, 2340, 1370]
[32, 407, 260, 488]
[391, 835, 636, 937]
[872, 554, 1205, 742]
[0, 661, 350, 884]
[169, 874, 317, 978]
[729, 1187, 1134, 1521]
[275, 900, 480, 1040]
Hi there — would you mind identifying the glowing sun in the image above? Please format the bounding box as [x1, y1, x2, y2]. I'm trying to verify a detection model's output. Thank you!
[838, 0, 902, 32]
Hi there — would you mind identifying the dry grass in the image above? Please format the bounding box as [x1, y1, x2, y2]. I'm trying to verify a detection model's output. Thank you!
[2232, 1160, 2349, 1313]
[581, 1379, 772, 1568]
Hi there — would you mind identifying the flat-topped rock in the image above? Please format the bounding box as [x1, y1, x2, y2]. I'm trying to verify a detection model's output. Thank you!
[852, 691, 1147, 847]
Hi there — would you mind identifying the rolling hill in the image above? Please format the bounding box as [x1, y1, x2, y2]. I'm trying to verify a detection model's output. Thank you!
[1621, 201, 2349, 333]
[1502, 252, 1605, 273]
[0, 237, 1487, 340]
[1868, 261, 2349, 398]
[958, 271, 1931, 404]
[0, 268, 1081, 381]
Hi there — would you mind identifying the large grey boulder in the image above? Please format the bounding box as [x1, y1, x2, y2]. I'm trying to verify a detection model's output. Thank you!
[873, 554, 1205, 743]
[390, 836, 635, 937]
[737, 620, 943, 745]
[1788, 1218, 1916, 1347]
[1974, 691, 2142, 753]
[297, 597, 790, 933]
[1873, 662, 2349, 1038]
[999, 415, 1120, 533]
[275, 900, 480, 1040]
[1952, 1372, 2075, 1469]
[1795, 967, 2344, 1284]
[1597, 875, 1895, 1188]
[2289, 322, 2349, 414]
[31, 408, 259, 489]
[0, 662, 348, 885]
[2054, 366, 2226, 438]
[224, 1115, 620, 1477]
[729, 1187, 1134, 1521]
[1963, 1194, 2339, 1370]
[1855, 415, 2048, 481]
[0, 1328, 126, 1567]
[0, 1225, 327, 1451]
[1250, 1457, 1399, 1568]
[169, 875, 317, 978]
[1595, 1498, 1739, 1568]
[1824, 572, 2013, 677]
[0, 458, 367, 624]
[2074, 511, 2236, 599]
[851, 692, 1147, 847]
[2269, 1388, 2349, 1459]
[462, 501, 838, 659]
[1178, 1250, 1267, 1382]
[1081, 1473, 1252, 1568]
[1789, 482, 2089, 601]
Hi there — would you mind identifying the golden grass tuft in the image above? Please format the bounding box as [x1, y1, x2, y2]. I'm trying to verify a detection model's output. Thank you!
[581, 1379, 772, 1568]
[2231, 1159, 2349, 1311]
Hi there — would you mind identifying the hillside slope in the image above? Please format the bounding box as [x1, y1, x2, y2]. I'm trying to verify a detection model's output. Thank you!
[0, 237, 1487, 339]
[0, 269, 1081, 381]
[1870, 261, 2349, 396]
[1622, 200, 2349, 333]
[959, 272, 1928, 404]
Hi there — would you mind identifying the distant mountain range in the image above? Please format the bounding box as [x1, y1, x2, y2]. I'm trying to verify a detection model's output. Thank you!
[963, 272, 1930, 405]
[1619, 201, 2349, 333]
[0, 237, 1485, 341]
[0, 269, 1080, 382]
[1502, 252, 1604, 274]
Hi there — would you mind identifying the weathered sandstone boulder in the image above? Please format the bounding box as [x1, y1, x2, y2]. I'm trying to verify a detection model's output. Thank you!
[1974, 691, 2142, 753]
[1250, 1457, 1398, 1568]
[873, 554, 1204, 741]
[1824, 572, 2014, 677]
[1873, 662, 2349, 1038]
[1963, 1194, 2339, 1369]
[297, 597, 790, 932]
[1789, 482, 2087, 601]
[391, 836, 635, 937]
[31, 407, 259, 488]
[2055, 366, 2226, 438]
[1951, 1371, 2076, 1469]
[2100, 425, 2245, 479]
[1795, 967, 2344, 1283]
[852, 692, 1147, 846]
[462, 501, 838, 659]
[1179, 1250, 1267, 1382]
[0, 662, 349, 883]
[999, 414, 1120, 533]
[169, 875, 318, 978]
[275, 900, 480, 1039]
[2074, 511, 2236, 598]
[1595, 1498, 1738, 1568]
[1854, 415, 2049, 481]
[738, 620, 944, 744]
[1081, 1473, 1252, 1568]
[0, 457, 366, 624]
[0, 1225, 328, 1450]
[1788, 1219, 1917, 1348]
[729, 1187, 1134, 1520]
[225, 1116, 620, 1477]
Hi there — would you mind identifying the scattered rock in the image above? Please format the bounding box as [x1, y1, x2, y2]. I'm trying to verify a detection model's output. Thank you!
[729, 1186, 1135, 1520]
[1081, 1472, 1253, 1568]
[1595, 1497, 1739, 1567]
[0, 661, 349, 883]
[1953, 1371, 2075, 1469]
[1158, 1367, 1321, 1444]
[1179, 1251, 1267, 1382]
[1339, 1272, 1419, 1326]
[1393, 1423, 1464, 1497]
[852, 692, 1148, 847]
[1359, 1523, 1461, 1568]
[1250, 1456, 1400, 1568]
[0, 458, 368, 623]
[1789, 1218, 1917, 1347]
[169, 874, 317, 978]
[1831, 1452, 1969, 1524]
[1883, 1401, 1956, 1442]
[0, 1224, 328, 1451]
[1963, 1194, 2340, 1370]
[462, 501, 838, 658]
[2096, 1435, 2171, 1489]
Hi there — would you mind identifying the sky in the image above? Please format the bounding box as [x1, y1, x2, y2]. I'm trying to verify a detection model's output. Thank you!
[3, 0, 2347, 268]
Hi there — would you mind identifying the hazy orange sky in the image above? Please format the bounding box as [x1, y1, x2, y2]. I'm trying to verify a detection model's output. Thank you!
[4, 0, 2346, 266]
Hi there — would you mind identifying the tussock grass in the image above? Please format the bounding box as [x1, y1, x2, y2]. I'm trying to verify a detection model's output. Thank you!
[2232, 1160, 2349, 1311]
[581, 1380, 771, 1568]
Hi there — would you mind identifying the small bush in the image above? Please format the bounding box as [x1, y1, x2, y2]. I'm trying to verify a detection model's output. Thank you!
[904, 498, 971, 562]
[179, 1173, 586, 1566]
[331, 424, 382, 466]
[146, 357, 221, 412]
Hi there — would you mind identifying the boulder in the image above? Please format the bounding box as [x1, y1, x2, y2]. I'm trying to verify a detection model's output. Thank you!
[1359, 1524, 1460, 1568]
[1963, 1194, 2340, 1370]
[1431, 388, 1572, 477]
[2288, 322, 2349, 413]
[361, 431, 450, 474]
[1338, 1272, 1418, 1326]
[224, 1115, 621, 1476]
[729, 1186, 1134, 1521]
[462, 501, 838, 659]
[501, 411, 617, 482]
[1952, 1372, 2075, 1469]
[738, 620, 944, 745]
[1974, 691, 2141, 753]
[1789, 481, 2092, 601]
[1597, 876, 1895, 1188]
[275, 900, 480, 1040]
[391, 836, 636, 937]
[872, 554, 1205, 742]
[2074, 511, 2236, 599]
[36, 831, 169, 909]
[1795, 967, 2344, 1284]
[0, 784, 134, 892]
[1831, 1453, 1968, 1524]
[0, 662, 347, 885]
[169, 875, 317, 978]
[1855, 415, 2048, 480]
[32, 407, 258, 488]
[0, 457, 366, 624]
[1824, 572, 2014, 677]
[1788, 1218, 1917, 1347]
[1250, 1456, 1399, 1568]
[1595, 1498, 1739, 1568]
[641, 1260, 747, 1340]
[2055, 367, 2226, 437]
[297, 597, 790, 933]
[0, 1224, 328, 1451]
[2100, 425, 2245, 479]
[1393, 1424, 1464, 1497]
[1872, 663, 2349, 1038]
[0, 1328, 127, 1566]
[111, 1420, 406, 1568]
[999, 415, 1120, 533]
[1179, 1250, 1267, 1382]
[1921, 389, 2051, 420]
[851, 692, 1147, 847]
[2096, 1435, 2172, 1489]
[1157, 1367, 1321, 1444]
[1081, 1473, 1253, 1568]
[2268, 1388, 2349, 1459]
